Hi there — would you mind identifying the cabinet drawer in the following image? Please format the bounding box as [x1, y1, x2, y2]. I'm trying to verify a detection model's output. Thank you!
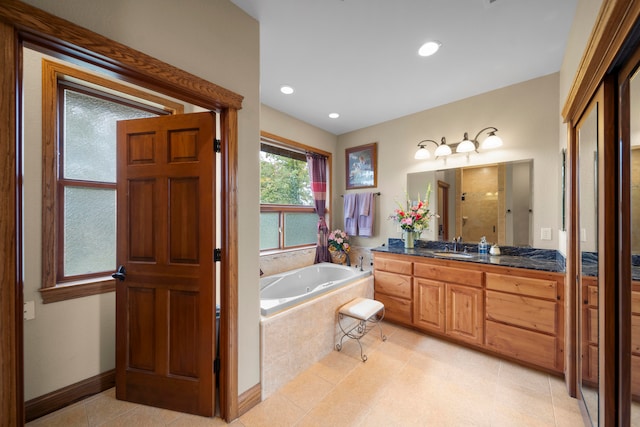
[414, 262, 482, 288]
[633, 354, 640, 397]
[486, 273, 557, 300]
[375, 292, 412, 324]
[633, 291, 640, 314]
[633, 314, 640, 355]
[588, 286, 598, 307]
[486, 291, 557, 335]
[374, 271, 412, 299]
[583, 344, 598, 382]
[486, 320, 559, 371]
[586, 307, 598, 344]
[374, 256, 412, 275]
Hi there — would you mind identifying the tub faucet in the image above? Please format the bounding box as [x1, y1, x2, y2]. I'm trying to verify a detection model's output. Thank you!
[358, 256, 364, 271]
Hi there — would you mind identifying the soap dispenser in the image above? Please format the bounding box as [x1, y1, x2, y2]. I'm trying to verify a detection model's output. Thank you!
[478, 236, 488, 255]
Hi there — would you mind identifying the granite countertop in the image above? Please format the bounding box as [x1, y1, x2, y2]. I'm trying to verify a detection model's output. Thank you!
[371, 239, 566, 274]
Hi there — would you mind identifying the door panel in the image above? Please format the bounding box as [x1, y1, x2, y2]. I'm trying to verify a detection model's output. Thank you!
[115, 112, 216, 416]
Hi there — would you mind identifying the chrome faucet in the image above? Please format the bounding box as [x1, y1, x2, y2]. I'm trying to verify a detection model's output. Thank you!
[358, 256, 364, 271]
[452, 236, 462, 252]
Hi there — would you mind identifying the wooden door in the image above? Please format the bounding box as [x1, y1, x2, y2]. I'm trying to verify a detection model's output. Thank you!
[413, 278, 445, 333]
[445, 284, 483, 345]
[115, 112, 216, 416]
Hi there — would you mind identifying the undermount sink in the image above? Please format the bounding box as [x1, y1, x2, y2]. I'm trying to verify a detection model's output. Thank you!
[431, 251, 475, 259]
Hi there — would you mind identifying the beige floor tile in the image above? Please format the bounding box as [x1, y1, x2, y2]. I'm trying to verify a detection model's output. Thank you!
[168, 413, 234, 427]
[295, 393, 370, 427]
[238, 392, 305, 427]
[29, 321, 584, 427]
[498, 360, 551, 395]
[26, 401, 88, 427]
[84, 391, 138, 427]
[278, 370, 334, 412]
[553, 404, 587, 427]
[494, 382, 556, 426]
[306, 349, 360, 384]
[99, 404, 185, 427]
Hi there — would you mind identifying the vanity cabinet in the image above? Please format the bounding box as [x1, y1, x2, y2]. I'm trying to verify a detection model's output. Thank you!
[373, 251, 565, 373]
[485, 271, 563, 371]
[413, 262, 484, 346]
[632, 284, 640, 399]
[581, 276, 599, 385]
[373, 254, 413, 324]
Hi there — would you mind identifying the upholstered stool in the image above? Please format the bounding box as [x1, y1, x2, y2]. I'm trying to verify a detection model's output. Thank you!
[335, 297, 386, 362]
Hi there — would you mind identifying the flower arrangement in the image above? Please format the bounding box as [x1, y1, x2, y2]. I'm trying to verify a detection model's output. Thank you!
[389, 183, 435, 233]
[328, 229, 350, 253]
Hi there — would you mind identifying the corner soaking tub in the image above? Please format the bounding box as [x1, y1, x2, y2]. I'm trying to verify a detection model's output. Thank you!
[260, 262, 370, 316]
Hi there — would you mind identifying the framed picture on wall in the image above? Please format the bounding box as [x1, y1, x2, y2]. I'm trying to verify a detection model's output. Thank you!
[345, 142, 377, 189]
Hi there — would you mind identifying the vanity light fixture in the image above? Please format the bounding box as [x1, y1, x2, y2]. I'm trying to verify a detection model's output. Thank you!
[414, 127, 503, 159]
[414, 137, 451, 159]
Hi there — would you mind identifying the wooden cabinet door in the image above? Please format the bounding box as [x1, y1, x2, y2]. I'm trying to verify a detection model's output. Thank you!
[115, 112, 216, 416]
[413, 278, 445, 333]
[445, 284, 483, 345]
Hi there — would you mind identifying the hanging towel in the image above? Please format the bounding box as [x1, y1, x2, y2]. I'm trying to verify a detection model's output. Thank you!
[357, 192, 375, 237]
[343, 193, 358, 236]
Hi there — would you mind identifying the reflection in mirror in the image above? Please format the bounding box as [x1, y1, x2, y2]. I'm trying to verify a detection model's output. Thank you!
[407, 160, 532, 246]
[578, 99, 599, 426]
[629, 64, 640, 424]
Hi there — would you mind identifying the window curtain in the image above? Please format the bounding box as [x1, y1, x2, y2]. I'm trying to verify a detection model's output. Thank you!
[306, 153, 331, 263]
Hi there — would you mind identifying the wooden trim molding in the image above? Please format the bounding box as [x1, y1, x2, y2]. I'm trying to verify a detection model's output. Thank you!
[237, 383, 261, 417]
[0, 1, 242, 424]
[0, 1, 243, 111]
[25, 370, 115, 422]
[562, 0, 640, 122]
[39, 279, 115, 304]
[40, 58, 183, 303]
[0, 19, 22, 427]
[220, 107, 239, 421]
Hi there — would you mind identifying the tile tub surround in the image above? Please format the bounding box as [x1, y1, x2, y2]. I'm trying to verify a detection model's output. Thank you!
[260, 275, 374, 399]
[259, 246, 375, 277]
[376, 238, 566, 273]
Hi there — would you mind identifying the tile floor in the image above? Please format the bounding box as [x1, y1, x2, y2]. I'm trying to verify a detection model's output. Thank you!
[27, 323, 585, 426]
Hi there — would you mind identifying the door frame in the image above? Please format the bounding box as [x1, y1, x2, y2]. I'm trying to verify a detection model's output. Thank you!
[563, 1, 640, 425]
[0, 1, 242, 423]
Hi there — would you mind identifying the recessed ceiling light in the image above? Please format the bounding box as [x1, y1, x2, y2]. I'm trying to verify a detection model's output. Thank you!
[329, 113, 340, 119]
[280, 85, 294, 95]
[418, 41, 441, 57]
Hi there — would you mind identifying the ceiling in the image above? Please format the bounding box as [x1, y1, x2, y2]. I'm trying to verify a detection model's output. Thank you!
[230, 0, 578, 136]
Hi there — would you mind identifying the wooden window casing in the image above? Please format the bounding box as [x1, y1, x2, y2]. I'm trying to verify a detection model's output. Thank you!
[40, 59, 184, 304]
[259, 131, 332, 253]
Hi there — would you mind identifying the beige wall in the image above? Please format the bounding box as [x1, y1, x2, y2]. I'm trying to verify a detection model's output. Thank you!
[259, 105, 339, 275]
[336, 73, 562, 250]
[557, 0, 604, 255]
[21, 0, 261, 398]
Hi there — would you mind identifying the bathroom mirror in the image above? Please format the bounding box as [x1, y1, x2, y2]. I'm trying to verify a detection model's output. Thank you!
[577, 93, 599, 426]
[407, 160, 533, 246]
[627, 60, 640, 424]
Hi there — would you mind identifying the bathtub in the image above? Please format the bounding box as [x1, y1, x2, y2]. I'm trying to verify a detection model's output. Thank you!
[260, 263, 373, 398]
[260, 262, 371, 316]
